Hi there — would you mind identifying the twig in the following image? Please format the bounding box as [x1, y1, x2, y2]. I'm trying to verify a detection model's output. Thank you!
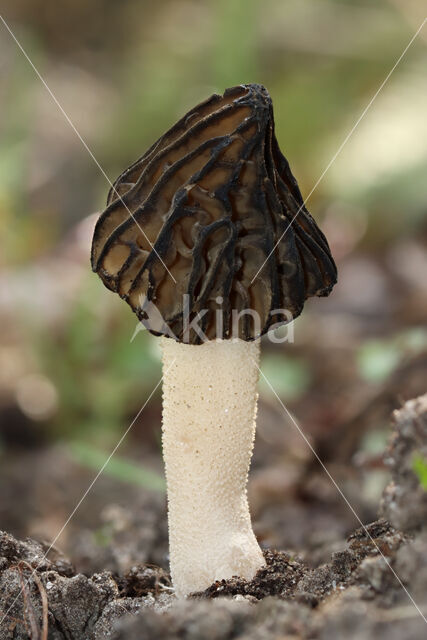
[17, 563, 39, 639]
[19, 562, 49, 640]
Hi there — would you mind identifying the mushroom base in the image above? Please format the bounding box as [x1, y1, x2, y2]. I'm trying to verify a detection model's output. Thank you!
[161, 337, 264, 598]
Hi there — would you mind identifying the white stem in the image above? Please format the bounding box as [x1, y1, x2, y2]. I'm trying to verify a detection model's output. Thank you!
[161, 337, 264, 597]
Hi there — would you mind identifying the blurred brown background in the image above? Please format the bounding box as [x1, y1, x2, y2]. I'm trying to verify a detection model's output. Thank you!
[0, 0, 426, 571]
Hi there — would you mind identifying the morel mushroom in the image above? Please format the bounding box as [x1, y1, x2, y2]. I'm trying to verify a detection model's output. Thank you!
[91, 83, 337, 597]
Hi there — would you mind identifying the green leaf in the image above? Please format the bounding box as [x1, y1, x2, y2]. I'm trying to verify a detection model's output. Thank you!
[357, 340, 401, 383]
[68, 442, 166, 492]
[260, 354, 310, 401]
[413, 453, 427, 491]
[93, 525, 114, 548]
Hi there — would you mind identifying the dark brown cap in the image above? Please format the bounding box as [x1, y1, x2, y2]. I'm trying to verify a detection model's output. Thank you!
[91, 84, 337, 344]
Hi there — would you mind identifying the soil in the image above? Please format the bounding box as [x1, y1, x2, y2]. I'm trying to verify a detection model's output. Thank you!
[1, 394, 426, 639]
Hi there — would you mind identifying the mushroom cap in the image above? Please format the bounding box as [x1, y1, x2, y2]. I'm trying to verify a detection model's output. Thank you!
[91, 84, 337, 344]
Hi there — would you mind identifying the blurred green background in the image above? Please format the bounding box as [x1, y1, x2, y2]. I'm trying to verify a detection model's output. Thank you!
[0, 0, 426, 551]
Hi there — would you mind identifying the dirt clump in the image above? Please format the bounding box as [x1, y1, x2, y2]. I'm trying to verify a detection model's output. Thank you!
[380, 394, 427, 532]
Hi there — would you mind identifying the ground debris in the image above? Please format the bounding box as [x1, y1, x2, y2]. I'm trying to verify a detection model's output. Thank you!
[347, 519, 408, 558]
[1, 395, 427, 638]
[190, 518, 409, 606]
[0, 515, 417, 639]
[0, 531, 172, 639]
[380, 393, 427, 531]
[117, 564, 172, 597]
[191, 550, 305, 600]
